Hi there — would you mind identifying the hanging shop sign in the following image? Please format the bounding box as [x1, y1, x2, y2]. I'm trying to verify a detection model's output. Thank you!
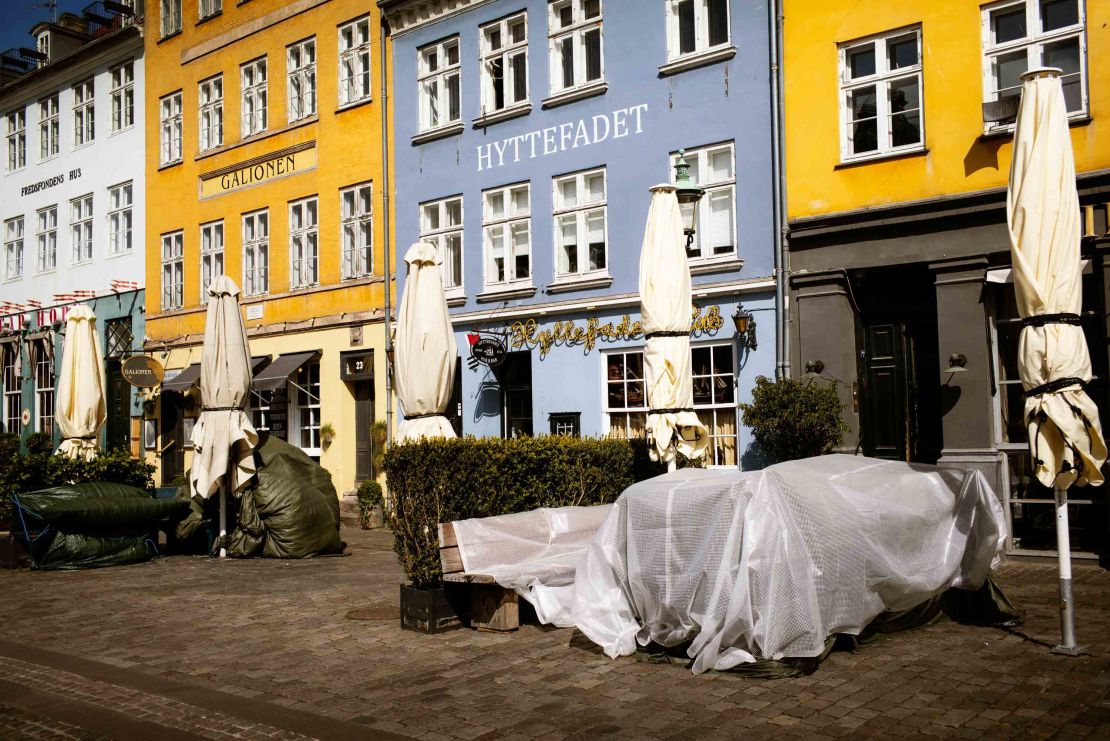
[508, 305, 724, 360]
[467, 332, 507, 369]
[199, 141, 317, 199]
[340, 350, 374, 381]
[121, 355, 166, 388]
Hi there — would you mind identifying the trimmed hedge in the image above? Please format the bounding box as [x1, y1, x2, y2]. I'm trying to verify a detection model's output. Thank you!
[739, 375, 847, 463]
[386, 436, 652, 588]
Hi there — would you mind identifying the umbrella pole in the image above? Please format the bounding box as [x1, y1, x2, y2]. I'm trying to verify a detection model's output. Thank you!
[219, 479, 227, 559]
[1051, 484, 1083, 655]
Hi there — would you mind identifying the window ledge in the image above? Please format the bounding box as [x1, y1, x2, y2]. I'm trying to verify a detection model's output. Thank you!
[473, 103, 532, 129]
[158, 29, 182, 45]
[835, 147, 928, 169]
[980, 114, 1091, 140]
[195, 116, 317, 162]
[476, 285, 536, 303]
[690, 258, 743, 276]
[196, 10, 222, 26]
[445, 293, 467, 308]
[545, 275, 613, 294]
[336, 97, 373, 114]
[158, 159, 183, 172]
[412, 121, 464, 146]
[542, 82, 608, 110]
[658, 45, 737, 77]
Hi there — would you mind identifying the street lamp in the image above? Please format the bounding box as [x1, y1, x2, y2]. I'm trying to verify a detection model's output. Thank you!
[732, 304, 757, 350]
[673, 149, 705, 249]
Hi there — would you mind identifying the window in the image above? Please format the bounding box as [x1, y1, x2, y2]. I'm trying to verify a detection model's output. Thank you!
[5, 217, 24, 280]
[982, 0, 1087, 121]
[288, 38, 317, 122]
[110, 62, 134, 131]
[161, 231, 184, 310]
[289, 196, 318, 288]
[6, 110, 26, 171]
[198, 75, 223, 151]
[242, 210, 268, 296]
[34, 340, 54, 436]
[340, 183, 372, 279]
[666, 0, 729, 61]
[70, 194, 93, 264]
[338, 16, 371, 106]
[605, 350, 646, 439]
[108, 181, 133, 254]
[105, 318, 133, 358]
[199, 0, 221, 19]
[483, 183, 530, 287]
[420, 196, 463, 293]
[39, 95, 58, 160]
[293, 360, 321, 456]
[671, 143, 735, 261]
[691, 343, 736, 466]
[553, 168, 606, 280]
[161, 0, 182, 37]
[549, 412, 581, 437]
[200, 221, 224, 301]
[36, 31, 49, 66]
[839, 27, 923, 160]
[72, 79, 94, 147]
[418, 37, 461, 131]
[480, 13, 528, 114]
[159, 91, 182, 165]
[241, 58, 268, 137]
[2, 344, 19, 434]
[549, 0, 602, 94]
[251, 389, 272, 433]
[35, 205, 57, 273]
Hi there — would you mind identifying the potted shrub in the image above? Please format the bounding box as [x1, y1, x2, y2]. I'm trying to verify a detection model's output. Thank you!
[320, 423, 336, 448]
[739, 375, 847, 463]
[356, 480, 384, 529]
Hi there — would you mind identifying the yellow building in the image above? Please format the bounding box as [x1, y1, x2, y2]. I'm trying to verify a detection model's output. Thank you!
[143, 0, 392, 494]
[783, 0, 1110, 557]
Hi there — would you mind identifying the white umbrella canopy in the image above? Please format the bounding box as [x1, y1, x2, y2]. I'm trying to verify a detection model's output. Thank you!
[189, 276, 258, 501]
[639, 186, 708, 463]
[395, 242, 458, 442]
[55, 305, 106, 460]
[1007, 69, 1106, 490]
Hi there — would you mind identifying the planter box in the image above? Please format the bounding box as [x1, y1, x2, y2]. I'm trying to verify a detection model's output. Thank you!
[400, 583, 466, 634]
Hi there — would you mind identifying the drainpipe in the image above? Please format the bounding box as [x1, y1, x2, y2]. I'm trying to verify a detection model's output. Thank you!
[770, 0, 790, 379]
[380, 18, 393, 445]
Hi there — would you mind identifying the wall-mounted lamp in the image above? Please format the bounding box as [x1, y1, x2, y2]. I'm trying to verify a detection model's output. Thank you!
[804, 359, 825, 375]
[943, 353, 968, 375]
[732, 305, 757, 350]
[673, 149, 706, 249]
[385, 346, 396, 378]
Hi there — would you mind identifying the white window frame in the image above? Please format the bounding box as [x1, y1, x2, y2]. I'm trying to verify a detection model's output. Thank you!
[161, 230, 184, 310]
[340, 182, 373, 280]
[70, 193, 93, 264]
[159, 91, 182, 165]
[241, 57, 268, 137]
[417, 36, 461, 132]
[35, 205, 57, 273]
[200, 220, 224, 302]
[198, 75, 223, 152]
[670, 142, 737, 262]
[108, 181, 133, 254]
[35, 31, 49, 66]
[603, 349, 646, 440]
[838, 27, 924, 162]
[3, 344, 20, 434]
[292, 360, 321, 456]
[552, 167, 608, 281]
[39, 95, 59, 160]
[420, 196, 464, 296]
[287, 37, 317, 123]
[110, 61, 134, 132]
[72, 79, 95, 148]
[338, 16, 372, 107]
[665, 0, 731, 62]
[242, 209, 269, 297]
[482, 182, 531, 289]
[289, 196, 319, 289]
[981, 0, 1088, 132]
[691, 341, 738, 467]
[4, 217, 24, 281]
[161, 0, 182, 37]
[548, 0, 604, 95]
[480, 12, 529, 115]
[34, 339, 54, 436]
[6, 110, 26, 172]
[199, 0, 221, 20]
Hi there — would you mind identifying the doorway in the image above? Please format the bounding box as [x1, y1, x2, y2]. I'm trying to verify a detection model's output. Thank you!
[353, 381, 374, 482]
[105, 359, 131, 452]
[496, 351, 533, 437]
[160, 396, 185, 486]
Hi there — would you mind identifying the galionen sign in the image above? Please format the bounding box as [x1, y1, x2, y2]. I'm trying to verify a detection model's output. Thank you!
[121, 355, 166, 388]
[199, 141, 316, 199]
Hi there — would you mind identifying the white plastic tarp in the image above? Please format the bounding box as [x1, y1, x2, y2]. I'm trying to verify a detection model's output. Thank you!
[453, 455, 1007, 674]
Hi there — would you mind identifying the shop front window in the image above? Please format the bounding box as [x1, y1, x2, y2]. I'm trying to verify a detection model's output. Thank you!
[293, 361, 321, 457]
[604, 350, 645, 440]
[2, 344, 20, 434]
[691, 343, 737, 466]
[35, 341, 54, 437]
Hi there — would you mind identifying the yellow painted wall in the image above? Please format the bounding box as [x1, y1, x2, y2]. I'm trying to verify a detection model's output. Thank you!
[784, 0, 1110, 219]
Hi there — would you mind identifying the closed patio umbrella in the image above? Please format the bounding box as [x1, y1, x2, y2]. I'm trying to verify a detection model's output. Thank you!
[1007, 67, 1107, 653]
[189, 276, 258, 557]
[55, 305, 106, 460]
[639, 185, 708, 465]
[395, 242, 458, 442]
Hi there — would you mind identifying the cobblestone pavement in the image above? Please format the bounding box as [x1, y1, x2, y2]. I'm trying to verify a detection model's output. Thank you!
[1, 526, 1109, 740]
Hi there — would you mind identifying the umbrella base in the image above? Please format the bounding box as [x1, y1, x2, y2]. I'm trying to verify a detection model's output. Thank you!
[1050, 644, 1088, 656]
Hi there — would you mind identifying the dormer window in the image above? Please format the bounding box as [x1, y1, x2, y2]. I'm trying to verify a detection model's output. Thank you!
[35, 32, 49, 66]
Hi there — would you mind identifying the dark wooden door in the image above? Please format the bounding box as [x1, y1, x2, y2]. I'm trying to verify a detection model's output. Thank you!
[353, 381, 374, 482]
[860, 322, 912, 461]
[160, 397, 185, 486]
[105, 359, 130, 452]
[497, 352, 533, 438]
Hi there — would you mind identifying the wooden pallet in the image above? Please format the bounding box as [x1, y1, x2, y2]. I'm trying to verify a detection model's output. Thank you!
[438, 522, 519, 632]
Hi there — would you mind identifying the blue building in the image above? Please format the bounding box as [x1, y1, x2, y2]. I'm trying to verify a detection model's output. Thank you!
[381, 0, 779, 467]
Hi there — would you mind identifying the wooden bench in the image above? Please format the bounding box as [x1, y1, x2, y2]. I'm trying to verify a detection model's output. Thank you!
[438, 522, 520, 632]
